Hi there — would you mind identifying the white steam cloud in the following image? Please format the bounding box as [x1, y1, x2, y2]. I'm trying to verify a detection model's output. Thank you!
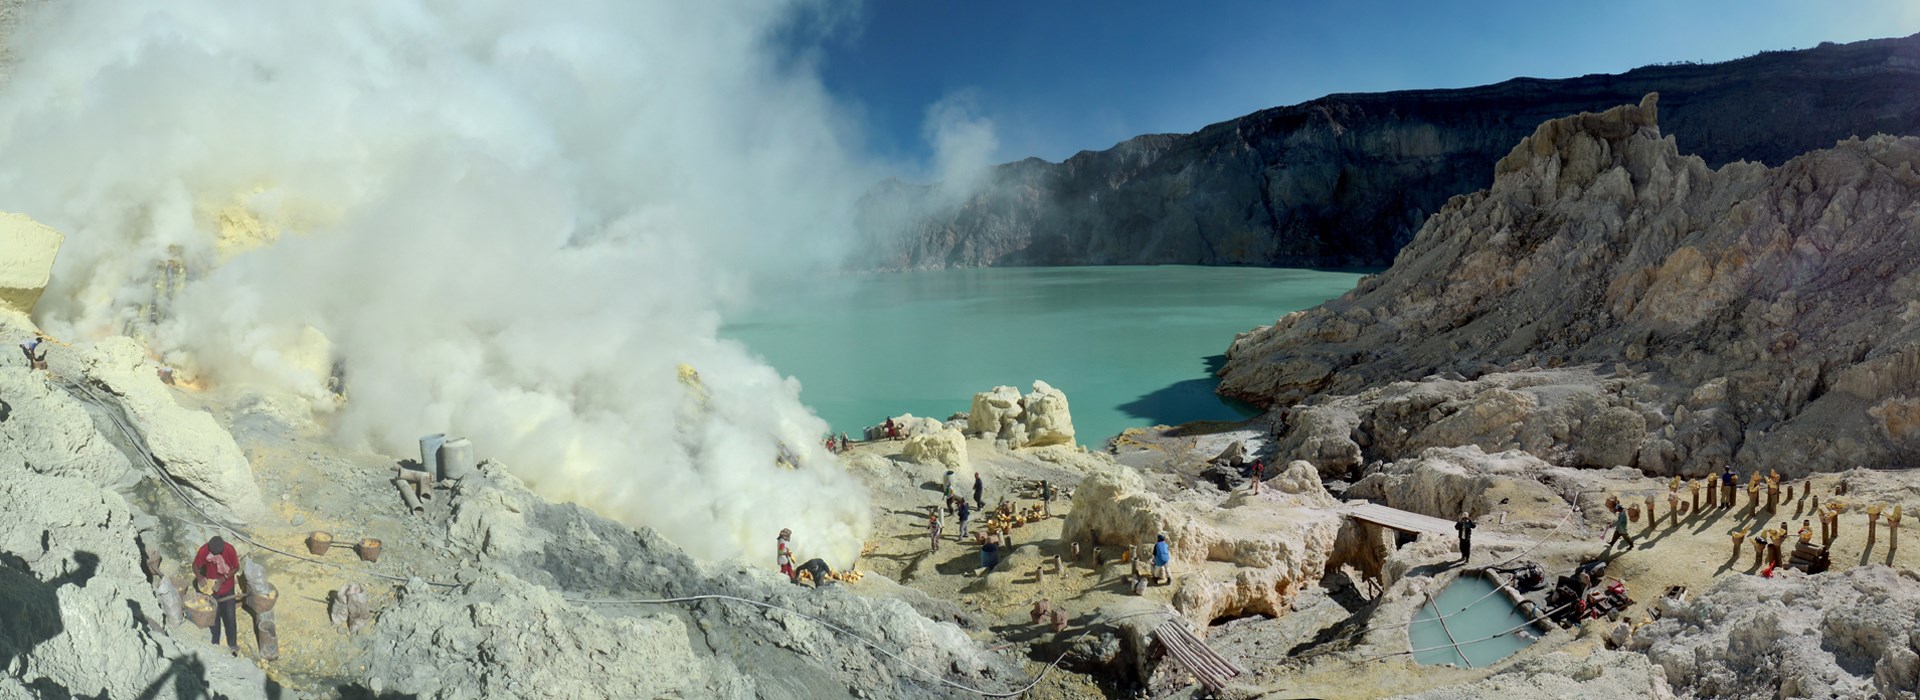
[0, 0, 896, 565]
[922, 90, 1001, 197]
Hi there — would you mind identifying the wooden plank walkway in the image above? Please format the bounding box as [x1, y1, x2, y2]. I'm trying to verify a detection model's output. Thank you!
[1153, 620, 1246, 692]
[1342, 502, 1457, 536]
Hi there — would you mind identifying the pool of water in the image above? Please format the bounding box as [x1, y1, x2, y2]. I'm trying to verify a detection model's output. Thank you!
[1408, 575, 1538, 667]
[723, 266, 1366, 443]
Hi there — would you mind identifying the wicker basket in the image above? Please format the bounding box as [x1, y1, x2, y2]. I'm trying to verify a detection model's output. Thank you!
[357, 539, 382, 562]
[247, 588, 279, 614]
[307, 531, 333, 556]
[183, 593, 217, 628]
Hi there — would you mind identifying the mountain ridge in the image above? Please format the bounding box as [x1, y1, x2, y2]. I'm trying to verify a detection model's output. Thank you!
[856, 32, 1920, 269]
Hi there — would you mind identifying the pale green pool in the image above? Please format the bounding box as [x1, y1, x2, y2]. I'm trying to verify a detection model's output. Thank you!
[723, 265, 1365, 443]
[1408, 575, 1538, 667]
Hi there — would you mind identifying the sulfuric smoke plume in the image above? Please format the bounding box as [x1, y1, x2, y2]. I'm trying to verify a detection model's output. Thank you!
[0, 0, 993, 565]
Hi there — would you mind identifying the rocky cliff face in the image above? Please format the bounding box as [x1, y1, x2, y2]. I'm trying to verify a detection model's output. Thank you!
[857, 33, 1920, 269]
[1218, 93, 1920, 478]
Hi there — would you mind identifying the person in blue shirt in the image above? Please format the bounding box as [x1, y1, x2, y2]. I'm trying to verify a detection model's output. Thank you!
[1152, 533, 1171, 585]
[1720, 466, 1738, 510]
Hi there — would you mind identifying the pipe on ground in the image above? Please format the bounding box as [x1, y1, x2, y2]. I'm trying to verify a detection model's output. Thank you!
[394, 465, 436, 501]
[395, 479, 424, 515]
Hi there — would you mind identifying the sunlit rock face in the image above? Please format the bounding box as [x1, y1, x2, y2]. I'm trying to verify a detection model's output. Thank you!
[857, 35, 1920, 270]
[1062, 461, 1344, 627]
[1223, 93, 1920, 478]
[0, 210, 60, 313]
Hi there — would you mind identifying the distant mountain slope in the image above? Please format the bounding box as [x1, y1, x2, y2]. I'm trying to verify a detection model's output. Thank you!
[856, 33, 1920, 269]
[1218, 94, 1920, 478]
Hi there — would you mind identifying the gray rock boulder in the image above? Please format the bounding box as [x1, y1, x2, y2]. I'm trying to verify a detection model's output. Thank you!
[1635, 565, 1920, 699]
[0, 444, 264, 699]
[79, 337, 266, 521]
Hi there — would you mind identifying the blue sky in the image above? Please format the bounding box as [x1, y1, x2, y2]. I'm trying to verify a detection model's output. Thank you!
[795, 0, 1920, 173]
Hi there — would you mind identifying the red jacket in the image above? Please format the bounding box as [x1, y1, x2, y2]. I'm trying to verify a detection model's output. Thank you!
[194, 543, 239, 597]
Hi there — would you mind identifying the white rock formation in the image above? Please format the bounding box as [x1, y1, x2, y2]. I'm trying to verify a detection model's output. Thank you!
[1061, 463, 1344, 624]
[965, 381, 1075, 448]
[1347, 446, 1573, 527]
[80, 337, 266, 522]
[0, 211, 61, 313]
[902, 427, 968, 471]
[967, 385, 1023, 437]
[1020, 380, 1075, 447]
[887, 413, 945, 438]
[1634, 565, 1920, 699]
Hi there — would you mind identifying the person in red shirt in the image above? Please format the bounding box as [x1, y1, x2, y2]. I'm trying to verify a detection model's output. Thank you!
[193, 535, 241, 655]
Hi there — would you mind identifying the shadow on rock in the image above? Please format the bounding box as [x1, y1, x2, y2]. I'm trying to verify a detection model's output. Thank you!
[0, 551, 63, 675]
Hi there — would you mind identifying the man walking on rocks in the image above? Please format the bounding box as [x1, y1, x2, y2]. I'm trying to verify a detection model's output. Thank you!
[973, 472, 985, 510]
[193, 535, 241, 656]
[1250, 460, 1265, 495]
[1455, 512, 1476, 561]
[1608, 503, 1635, 550]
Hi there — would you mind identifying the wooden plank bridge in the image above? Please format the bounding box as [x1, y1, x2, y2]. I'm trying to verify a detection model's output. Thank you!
[1153, 619, 1247, 693]
[1341, 502, 1457, 536]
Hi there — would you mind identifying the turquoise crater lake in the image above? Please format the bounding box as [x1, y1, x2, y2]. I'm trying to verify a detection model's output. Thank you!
[724, 266, 1366, 444]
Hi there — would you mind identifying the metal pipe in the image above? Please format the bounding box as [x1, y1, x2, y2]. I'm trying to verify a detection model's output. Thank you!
[395, 479, 423, 515]
[394, 465, 436, 501]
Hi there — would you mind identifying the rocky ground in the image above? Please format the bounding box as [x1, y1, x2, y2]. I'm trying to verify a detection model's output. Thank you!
[0, 307, 1036, 699]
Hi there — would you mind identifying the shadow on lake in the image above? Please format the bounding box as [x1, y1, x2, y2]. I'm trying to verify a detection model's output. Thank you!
[1116, 355, 1259, 428]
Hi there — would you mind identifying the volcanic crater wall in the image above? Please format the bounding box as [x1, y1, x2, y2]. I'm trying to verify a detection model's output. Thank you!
[858, 33, 1920, 270]
[1219, 93, 1920, 478]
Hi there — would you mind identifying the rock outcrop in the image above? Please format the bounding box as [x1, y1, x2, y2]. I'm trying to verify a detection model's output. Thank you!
[857, 34, 1920, 270]
[0, 211, 60, 313]
[0, 391, 265, 699]
[902, 427, 968, 470]
[0, 325, 131, 484]
[1634, 565, 1920, 699]
[1221, 93, 1920, 477]
[1061, 463, 1344, 625]
[964, 381, 1076, 448]
[81, 337, 267, 521]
